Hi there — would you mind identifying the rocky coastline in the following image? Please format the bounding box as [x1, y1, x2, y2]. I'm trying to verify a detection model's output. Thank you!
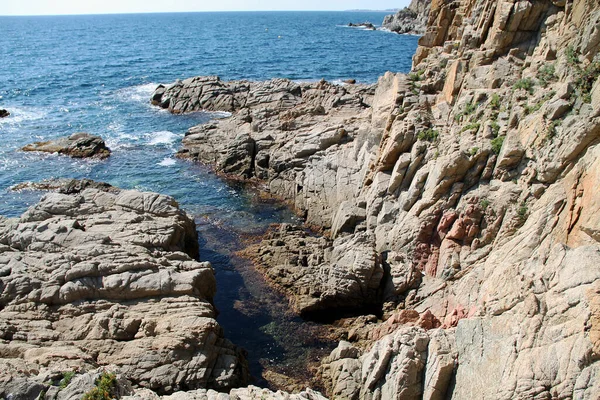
[150, 0, 600, 398]
[0, 181, 248, 398]
[2, 0, 600, 398]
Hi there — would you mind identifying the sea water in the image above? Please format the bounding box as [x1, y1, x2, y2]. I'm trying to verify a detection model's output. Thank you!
[0, 11, 418, 387]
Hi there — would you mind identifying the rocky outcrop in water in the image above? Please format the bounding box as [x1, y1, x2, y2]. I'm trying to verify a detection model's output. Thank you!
[11, 177, 117, 194]
[0, 182, 248, 398]
[0, 109, 9, 118]
[154, 0, 600, 397]
[152, 77, 374, 229]
[348, 22, 376, 30]
[22, 133, 111, 159]
[382, 0, 430, 35]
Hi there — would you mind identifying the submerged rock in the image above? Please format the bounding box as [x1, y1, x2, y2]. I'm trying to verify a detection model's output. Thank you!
[22, 132, 111, 159]
[0, 109, 9, 118]
[0, 184, 248, 395]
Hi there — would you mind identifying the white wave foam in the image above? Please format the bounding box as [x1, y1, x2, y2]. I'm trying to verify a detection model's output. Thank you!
[0, 106, 48, 125]
[116, 82, 159, 103]
[158, 157, 177, 167]
[148, 131, 179, 145]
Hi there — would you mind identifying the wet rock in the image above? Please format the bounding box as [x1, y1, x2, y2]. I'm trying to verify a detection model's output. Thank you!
[21, 133, 111, 159]
[0, 109, 10, 118]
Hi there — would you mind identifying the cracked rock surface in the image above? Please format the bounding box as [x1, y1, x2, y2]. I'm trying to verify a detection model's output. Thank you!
[0, 184, 248, 398]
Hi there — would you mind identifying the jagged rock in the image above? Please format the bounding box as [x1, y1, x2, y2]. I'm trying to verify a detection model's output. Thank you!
[0, 186, 248, 394]
[155, 0, 600, 397]
[21, 133, 111, 159]
[382, 0, 431, 35]
[321, 327, 433, 400]
[246, 224, 383, 318]
[348, 22, 376, 30]
[155, 77, 374, 229]
[0, 109, 9, 118]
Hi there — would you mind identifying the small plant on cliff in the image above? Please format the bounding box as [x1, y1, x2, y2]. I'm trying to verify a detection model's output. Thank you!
[454, 101, 478, 122]
[489, 93, 501, 110]
[417, 128, 439, 142]
[546, 120, 562, 142]
[464, 101, 477, 115]
[59, 371, 76, 389]
[408, 69, 425, 82]
[480, 199, 490, 210]
[566, 45, 580, 66]
[517, 202, 529, 223]
[575, 58, 600, 103]
[490, 120, 501, 137]
[514, 78, 535, 94]
[537, 64, 556, 88]
[82, 372, 117, 400]
[491, 136, 505, 155]
[461, 122, 481, 133]
[469, 147, 479, 156]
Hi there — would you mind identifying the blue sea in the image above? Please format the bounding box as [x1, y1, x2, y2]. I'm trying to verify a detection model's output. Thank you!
[0, 11, 418, 386]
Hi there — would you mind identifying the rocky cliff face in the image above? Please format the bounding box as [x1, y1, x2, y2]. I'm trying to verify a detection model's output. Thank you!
[382, 0, 431, 35]
[0, 183, 248, 398]
[152, 0, 600, 398]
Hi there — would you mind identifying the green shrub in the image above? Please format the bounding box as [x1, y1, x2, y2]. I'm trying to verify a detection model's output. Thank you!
[82, 372, 117, 400]
[461, 122, 481, 133]
[537, 64, 556, 88]
[417, 128, 439, 142]
[575, 59, 600, 103]
[469, 147, 479, 156]
[59, 371, 76, 389]
[480, 199, 490, 210]
[408, 69, 424, 82]
[490, 121, 500, 137]
[464, 101, 477, 115]
[566, 46, 579, 66]
[489, 93, 501, 110]
[514, 78, 535, 94]
[455, 101, 478, 122]
[517, 202, 528, 223]
[491, 136, 505, 155]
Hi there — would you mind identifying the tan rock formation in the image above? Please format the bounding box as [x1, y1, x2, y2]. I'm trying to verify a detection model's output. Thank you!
[151, 0, 600, 397]
[0, 184, 248, 398]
